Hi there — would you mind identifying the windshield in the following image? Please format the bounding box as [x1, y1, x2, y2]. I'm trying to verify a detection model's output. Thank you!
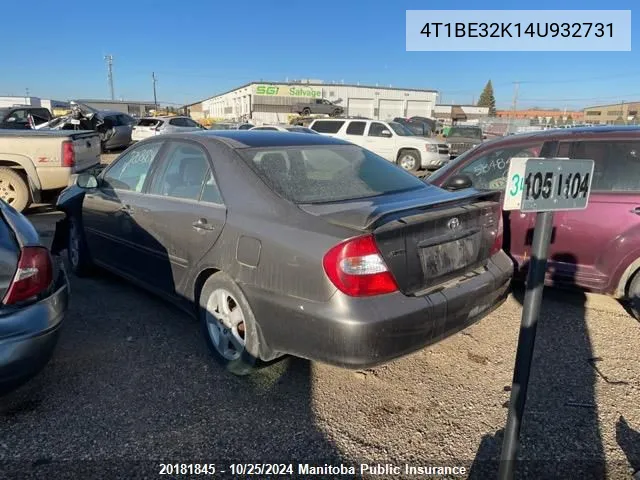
[240, 144, 427, 203]
[448, 127, 483, 139]
[388, 122, 414, 136]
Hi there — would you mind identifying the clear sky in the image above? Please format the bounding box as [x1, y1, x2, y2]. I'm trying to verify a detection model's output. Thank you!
[1, 0, 638, 110]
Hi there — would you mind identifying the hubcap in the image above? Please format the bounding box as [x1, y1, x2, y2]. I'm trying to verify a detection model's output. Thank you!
[0, 177, 17, 205]
[205, 288, 246, 361]
[69, 222, 80, 267]
[400, 155, 416, 170]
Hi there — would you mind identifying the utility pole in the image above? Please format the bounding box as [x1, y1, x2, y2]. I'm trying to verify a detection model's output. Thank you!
[104, 55, 114, 100]
[509, 81, 519, 132]
[152, 72, 158, 111]
[25, 87, 29, 105]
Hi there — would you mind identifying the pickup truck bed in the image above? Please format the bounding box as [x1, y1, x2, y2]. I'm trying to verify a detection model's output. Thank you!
[0, 129, 101, 212]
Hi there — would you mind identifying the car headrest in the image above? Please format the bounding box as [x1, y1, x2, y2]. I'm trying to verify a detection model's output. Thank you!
[181, 157, 208, 185]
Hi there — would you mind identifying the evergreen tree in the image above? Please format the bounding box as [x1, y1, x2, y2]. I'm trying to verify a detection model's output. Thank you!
[477, 80, 497, 116]
[548, 117, 556, 127]
[566, 115, 573, 125]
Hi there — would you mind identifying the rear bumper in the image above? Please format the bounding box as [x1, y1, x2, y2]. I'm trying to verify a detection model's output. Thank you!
[245, 250, 513, 369]
[0, 262, 69, 390]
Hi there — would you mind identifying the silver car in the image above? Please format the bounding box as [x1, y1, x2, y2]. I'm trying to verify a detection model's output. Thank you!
[131, 116, 205, 142]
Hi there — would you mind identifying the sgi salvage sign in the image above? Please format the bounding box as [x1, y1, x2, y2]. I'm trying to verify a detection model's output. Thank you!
[253, 84, 322, 98]
[504, 158, 594, 212]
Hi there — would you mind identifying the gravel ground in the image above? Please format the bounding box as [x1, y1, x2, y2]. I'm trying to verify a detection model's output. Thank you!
[0, 167, 638, 479]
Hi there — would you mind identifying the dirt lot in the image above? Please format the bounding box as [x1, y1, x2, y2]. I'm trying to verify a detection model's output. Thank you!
[0, 158, 639, 479]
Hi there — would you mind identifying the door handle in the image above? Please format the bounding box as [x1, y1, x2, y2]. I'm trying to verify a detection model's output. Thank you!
[192, 218, 215, 231]
[631, 207, 640, 215]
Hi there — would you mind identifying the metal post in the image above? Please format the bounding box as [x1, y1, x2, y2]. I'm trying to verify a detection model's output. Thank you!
[152, 72, 158, 110]
[105, 55, 114, 100]
[498, 210, 554, 480]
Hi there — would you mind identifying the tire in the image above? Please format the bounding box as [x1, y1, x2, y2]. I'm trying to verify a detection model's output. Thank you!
[199, 272, 261, 375]
[397, 150, 420, 172]
[0, 168, 30, 212]
[301, 108, 311, 116]
[331, 109, 342, 117]
[67, 215, 93, 277]
[628, 270, 640, 321]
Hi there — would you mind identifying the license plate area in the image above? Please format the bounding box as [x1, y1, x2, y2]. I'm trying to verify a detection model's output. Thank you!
[418, 231, 482, 281]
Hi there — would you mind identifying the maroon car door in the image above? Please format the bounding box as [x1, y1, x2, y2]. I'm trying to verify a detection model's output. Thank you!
[546, 139, 640, 293]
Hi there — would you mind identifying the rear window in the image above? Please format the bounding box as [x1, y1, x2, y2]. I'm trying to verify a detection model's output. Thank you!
[137, 119, 163, 127]
[240, 145, 426, 204]
[346, 121, 366, 136]
[311, 120, 345, 134]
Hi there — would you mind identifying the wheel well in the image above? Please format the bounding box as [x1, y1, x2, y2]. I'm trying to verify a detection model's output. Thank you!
[193, 267, 220, 307]
[616, 259, 640, 298]
[397, 148, 420, 160]
[0, 161, 25, 174]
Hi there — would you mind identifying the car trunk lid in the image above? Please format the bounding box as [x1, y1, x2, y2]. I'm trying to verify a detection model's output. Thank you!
[300, 187, 502, 296]
[0, 204, 29, 301]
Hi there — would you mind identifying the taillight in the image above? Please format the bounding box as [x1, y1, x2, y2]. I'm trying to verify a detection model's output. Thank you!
[2, 247, 53, 305]
[323, 234, 398, 297]
[62, 140, 75, 168]
[490, 213, 504, 256]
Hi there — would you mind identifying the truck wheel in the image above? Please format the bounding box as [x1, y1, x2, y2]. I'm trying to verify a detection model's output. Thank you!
[302, 107, 311, 116]
[628, 270, 640, 321]
[0, 168, 30, 212]
[331, 109, 342, 117]
[199, 272, 263, 376]
[397, 150, 420, 172]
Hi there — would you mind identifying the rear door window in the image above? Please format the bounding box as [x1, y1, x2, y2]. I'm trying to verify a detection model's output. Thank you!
[310, 120, 345, 134]
[346, 121, 366, 136]
[137, 118, 163, 128]
[571, 140, 640, 192]
[149, 142, 212, 200]
[368, 122, 391, 137]
[169, 118, 186, 127]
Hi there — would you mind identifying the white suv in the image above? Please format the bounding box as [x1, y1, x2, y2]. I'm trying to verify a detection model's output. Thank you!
[309, 118, 450, 171]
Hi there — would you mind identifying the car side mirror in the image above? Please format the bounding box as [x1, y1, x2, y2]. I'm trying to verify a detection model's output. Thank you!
[77, 173, 98, 189]
[443, 173, 473, 191]
[381, 129, 392, 138]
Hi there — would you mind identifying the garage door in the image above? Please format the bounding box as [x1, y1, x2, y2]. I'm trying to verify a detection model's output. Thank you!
[347, 98, 374, 118]
[406, 100, 431, 118]
[378, 100, 404, 121]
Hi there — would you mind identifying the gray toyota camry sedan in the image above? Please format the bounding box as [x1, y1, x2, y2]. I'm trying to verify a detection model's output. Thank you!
[52, 131, 511, 375]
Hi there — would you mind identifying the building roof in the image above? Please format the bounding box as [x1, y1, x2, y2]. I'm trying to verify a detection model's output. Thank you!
[76, 99, 156, 105]
[584, 101, 640, 110]
[183, 81, 439, 108]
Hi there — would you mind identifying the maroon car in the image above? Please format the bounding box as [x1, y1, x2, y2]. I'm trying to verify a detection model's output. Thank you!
[428, 126, 640, 319]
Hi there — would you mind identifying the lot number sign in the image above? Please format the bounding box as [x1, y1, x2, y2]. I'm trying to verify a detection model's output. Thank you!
[503, 158, 594, 212]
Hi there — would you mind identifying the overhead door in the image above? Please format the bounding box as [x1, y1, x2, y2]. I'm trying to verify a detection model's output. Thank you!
[406, 100, 431, 118]
[378, 100, 404, 121]
[347, 98, 374, 118]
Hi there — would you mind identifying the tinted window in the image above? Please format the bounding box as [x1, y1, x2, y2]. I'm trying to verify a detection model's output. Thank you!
[103, 115, 120, 127]
[255, 127, 277, 131]
[240, 145, 426, 203]
[572, 140, 640, 192]
[448, 127, 483, 139]
[5, 109, 28, 124]
[310, 120, 344, 134]
[169, 118, 186, 127]
[388, 122, 413, 136]
[31, 109, 51, 124]
[150, 142, 211, 200]
[137, 118, 163, 127]
[118, 114, 135, 125]
[103, 142, 163, 191]
[345, 121, 366, 136]
[368, 122, 391, 137]
[183, 118, 200, 128]
[456, 143, 543, 190]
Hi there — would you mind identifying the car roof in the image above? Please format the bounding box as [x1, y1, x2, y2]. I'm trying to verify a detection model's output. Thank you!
[487, 125, 640, 143]
[192, 130, 353, 148]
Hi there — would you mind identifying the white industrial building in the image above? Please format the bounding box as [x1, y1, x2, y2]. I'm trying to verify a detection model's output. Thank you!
[0, 96, 69, 113]
[186, 81, 439, 125]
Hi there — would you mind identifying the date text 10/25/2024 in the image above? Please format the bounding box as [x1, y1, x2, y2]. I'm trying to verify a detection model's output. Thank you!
[157, 463, 468, 476]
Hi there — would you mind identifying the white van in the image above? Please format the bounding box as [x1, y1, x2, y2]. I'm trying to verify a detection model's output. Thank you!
[309, 118, 450, 171]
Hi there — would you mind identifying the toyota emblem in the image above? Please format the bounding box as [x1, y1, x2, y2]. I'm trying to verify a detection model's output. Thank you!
[447, 217, 461, 230]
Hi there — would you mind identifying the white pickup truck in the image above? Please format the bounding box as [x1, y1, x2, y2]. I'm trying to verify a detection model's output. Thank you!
[0, 130, 101, 212]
